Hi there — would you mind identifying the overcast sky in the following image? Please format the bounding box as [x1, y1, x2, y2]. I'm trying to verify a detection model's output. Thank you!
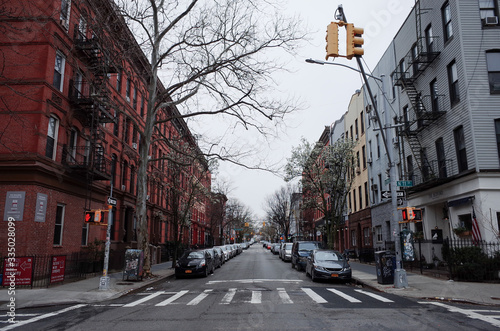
[208, 0, 416, 221]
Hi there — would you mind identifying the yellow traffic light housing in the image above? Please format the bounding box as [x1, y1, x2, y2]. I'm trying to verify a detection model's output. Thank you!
[84, 211, 95, 223]
[325, 22, 339, 60]
[346, 23, 364, 59]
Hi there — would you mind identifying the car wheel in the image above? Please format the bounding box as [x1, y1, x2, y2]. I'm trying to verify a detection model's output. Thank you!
[311, 270, 317, 282]
[203, 268, 209, 278]
[295, 263, 301, 271]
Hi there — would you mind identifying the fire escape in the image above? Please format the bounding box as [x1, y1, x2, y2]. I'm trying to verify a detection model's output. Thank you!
[64, 21, 118, 211]
[391, 2, 446, 185]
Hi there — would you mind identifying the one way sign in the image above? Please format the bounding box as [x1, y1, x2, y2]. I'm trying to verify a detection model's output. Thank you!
[381, 191, 405, 199]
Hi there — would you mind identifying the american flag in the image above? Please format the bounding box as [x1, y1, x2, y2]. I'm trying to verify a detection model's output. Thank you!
[471, 206, 482, 244]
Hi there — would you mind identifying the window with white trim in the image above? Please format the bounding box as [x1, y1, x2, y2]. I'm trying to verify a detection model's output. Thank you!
[486, 51, 500, 94]
[53, 52, 65, 92]
[45, 116, 59, 160]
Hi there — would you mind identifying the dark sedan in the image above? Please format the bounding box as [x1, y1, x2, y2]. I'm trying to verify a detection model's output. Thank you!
[175, 250, 215, 278]
[305, 249, 352, 282]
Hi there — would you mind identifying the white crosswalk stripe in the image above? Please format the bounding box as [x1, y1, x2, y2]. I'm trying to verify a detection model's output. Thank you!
[355, 289, 394, 303]
[120, 287, 397, 307]
[155, 290, 189, 306]
[187, 289, 213, 305]
[327, 288, 361, 303]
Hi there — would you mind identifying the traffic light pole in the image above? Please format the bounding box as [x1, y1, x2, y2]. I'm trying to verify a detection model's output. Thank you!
[99, 184, 113, 290]
[355, 56, 408, 288]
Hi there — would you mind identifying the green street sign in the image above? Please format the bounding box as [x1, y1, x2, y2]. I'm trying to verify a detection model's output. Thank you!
[397, 180, 413, 187]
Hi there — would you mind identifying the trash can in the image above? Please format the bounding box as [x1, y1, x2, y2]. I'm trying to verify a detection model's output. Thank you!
[123, 249, 144, 281]
[375, 250, 396, 284]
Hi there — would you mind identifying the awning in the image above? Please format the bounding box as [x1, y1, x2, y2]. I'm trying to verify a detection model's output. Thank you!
[447, 196, 474, 207]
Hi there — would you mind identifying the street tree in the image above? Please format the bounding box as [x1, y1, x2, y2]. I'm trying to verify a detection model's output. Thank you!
[264, 184, 297, 242]
[285, 137, 357, 249]
[224, 199, 253, 243]
[111, 0, 305, 273]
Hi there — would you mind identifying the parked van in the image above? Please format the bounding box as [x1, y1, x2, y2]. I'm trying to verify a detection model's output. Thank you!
[291, 241, 323, 271]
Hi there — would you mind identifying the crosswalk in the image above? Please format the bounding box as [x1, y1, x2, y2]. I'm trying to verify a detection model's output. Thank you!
[114, 287, 397, 308]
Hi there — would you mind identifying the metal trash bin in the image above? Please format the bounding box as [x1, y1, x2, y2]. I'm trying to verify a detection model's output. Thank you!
[123, 249, 144, 281]
[375, 250, 396, 284]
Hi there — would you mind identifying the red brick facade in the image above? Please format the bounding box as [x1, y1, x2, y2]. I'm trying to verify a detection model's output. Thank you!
[0, 0, 212, 264]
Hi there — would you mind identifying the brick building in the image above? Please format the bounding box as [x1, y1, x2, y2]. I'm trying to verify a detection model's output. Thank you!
[0, 0, 211, 267]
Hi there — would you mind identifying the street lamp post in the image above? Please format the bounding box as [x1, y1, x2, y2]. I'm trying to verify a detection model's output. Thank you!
[305, 56, 408, 288]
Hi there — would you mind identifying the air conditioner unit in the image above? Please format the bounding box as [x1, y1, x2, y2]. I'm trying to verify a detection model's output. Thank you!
[132, 142, 137, 149]
[121, 185, 126, 191]
[392, 136, 399, 145]
[366, 105, 372, 113]
[371, 184, 378, 191]
[485, 16, 498, 26]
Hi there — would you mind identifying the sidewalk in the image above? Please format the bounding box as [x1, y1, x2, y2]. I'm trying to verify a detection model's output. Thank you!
[0, 262, 175, 310]
[350, 261, 500, 306]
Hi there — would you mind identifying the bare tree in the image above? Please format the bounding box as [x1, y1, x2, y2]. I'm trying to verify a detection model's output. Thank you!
[111, 0, 305, 273]
[264, 184, 297, 242]
[285, 138, 357, 249]
[224, 198, 253, 243]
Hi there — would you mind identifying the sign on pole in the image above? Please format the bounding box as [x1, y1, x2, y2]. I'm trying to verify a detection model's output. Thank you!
[107, 197, 117, 206]
[397, 180, 413, 187]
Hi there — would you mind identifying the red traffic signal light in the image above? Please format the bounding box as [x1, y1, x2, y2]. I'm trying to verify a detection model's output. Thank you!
[401, 208, 408, 221]
[84, 211, 95, 223]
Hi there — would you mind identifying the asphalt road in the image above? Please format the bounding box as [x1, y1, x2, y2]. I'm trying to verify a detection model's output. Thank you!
[2, 244, 498, 330]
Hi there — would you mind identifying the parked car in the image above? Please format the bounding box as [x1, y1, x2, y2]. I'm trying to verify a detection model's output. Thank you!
[212, 247, 224, 268]
[175, 250, 215, 278]
[280, 242, 293, 261]
[291, 241, 323, 271]
[271, 243, 280, 255]
[305, 249, 352, 282]
[217, 245, 230, 261]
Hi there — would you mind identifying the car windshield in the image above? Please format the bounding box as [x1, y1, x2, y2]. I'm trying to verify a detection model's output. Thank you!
[284, 243, 293, 249]
[315, 251, 343, 262]
[185, 251, 204, 259]
[299, 243, 320, 251]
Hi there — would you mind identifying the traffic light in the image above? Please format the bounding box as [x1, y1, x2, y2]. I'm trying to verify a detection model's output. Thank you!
[413, 208, 422, 221]
[346, 23, 364, 59]
[401, 207, 413, 222]
[93, 211, 102, 223]
[325, 22, 339, 60]
[84, 211, 95, 223]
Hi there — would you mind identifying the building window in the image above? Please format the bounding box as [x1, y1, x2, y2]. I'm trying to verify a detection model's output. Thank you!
[495, 119, 500, 163]
[126, 78, 131, 102]
[111, 154, 117, 187]
[355, 119, 359, 139]
[81, 223, 88, 246]
[122, 160, 128, 190]
[411, 43, 419, 76]
[130, 166, 135, 194]
[447, 60, 460, 105]
[140, 95, 145, 117]
[407, 155, 414, 182]
[133, 86, 137, 109]
[479, 0, 499, 21]
[351, 230, 356, 247]
[360, 111, 365, 133]
[435, 138, 447, 178]
[362, 145, 366, 169]
[116, 71, 122, 92]
[442, 2, 453, 43]
[124, 117, 130, 144]
[113, 110, 119, 136]
[53, 204, 65, 246]
[425, 24, 434, 53]
[376, 134, 380, 159]
[353, 188, 357, 212]
[364, 182, 368, 208]
[358, 185, 362, 210]
[45, 116, 59, 159]
[486, 51, 500, 94]
[60, 0, 71, 29]
[375, 226, 382, 243]
[53, 52, 65, 92]
[363, 227, 370, 246]
[68, 127, 78, 160]
[454, 126, 468, 172]
[457, 214, 473, 232]
[430, 78, 439, 112]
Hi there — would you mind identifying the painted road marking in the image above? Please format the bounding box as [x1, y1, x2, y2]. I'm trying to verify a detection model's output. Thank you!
[301, 288, 327, 304]
[277, 288, 293, 304]
[420, 302, 500, 328]
[220, 288, 237, 305]
[123, 291, 165, 307]
[155, 290, 189, 306]
[1, 304, 86, 330]
[207, 279, 302, 284]
[187, 289, 213, 305]
[250, 291, 262, 304]
[327, 288, 361, 303]
[355, 289, 394, 303]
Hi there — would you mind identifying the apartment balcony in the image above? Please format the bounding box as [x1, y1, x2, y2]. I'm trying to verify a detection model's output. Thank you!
[73, 30, 118, 74]
[400, 94, 447, 135]
[62, 145, 111, 180]
[407, 159, 456, 191]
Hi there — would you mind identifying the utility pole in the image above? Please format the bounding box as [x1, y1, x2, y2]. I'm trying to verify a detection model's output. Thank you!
[326, 4, 408, 287]
[99, 182, 114, 290]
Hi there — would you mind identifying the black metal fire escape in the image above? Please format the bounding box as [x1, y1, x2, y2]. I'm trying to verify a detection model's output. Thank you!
[391, 1, 445, 181]
[64, 22, 118, 211]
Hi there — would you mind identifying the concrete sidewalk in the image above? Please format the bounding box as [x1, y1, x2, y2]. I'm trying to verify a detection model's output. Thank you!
[0, 262, 175, 310]
[350, 261, 500, 306]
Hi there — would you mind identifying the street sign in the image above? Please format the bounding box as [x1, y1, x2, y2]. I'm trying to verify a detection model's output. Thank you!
[397, 180, 413, 187]
[107, 197, 117, 206]
[397, 198, 404, 206]
[381, 191, 405, 199]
